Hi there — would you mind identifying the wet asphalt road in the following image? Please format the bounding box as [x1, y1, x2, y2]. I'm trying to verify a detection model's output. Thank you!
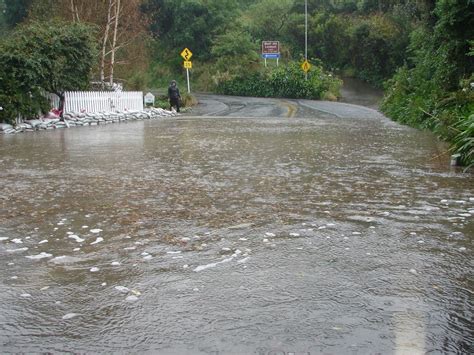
[0, 94, 472, 354]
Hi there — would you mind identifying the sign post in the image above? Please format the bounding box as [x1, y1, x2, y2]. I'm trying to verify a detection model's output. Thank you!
[180, 48, 193, 93]
[261, 41, 280, 67]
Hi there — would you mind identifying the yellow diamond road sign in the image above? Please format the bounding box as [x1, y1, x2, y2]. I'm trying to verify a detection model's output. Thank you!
[184, 61, 192, 69]
[181, 48, 193, 61]
[301, 60, 311, 73]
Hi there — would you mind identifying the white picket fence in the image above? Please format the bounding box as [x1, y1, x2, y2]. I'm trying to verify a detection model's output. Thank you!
[48, 91, 144, 114]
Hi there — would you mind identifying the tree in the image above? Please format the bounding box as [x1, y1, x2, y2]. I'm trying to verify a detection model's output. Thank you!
[142, 0, 240, 59]
[3, 0, 32, 27]
[0, 20, 97, 122]
[28, 0, 148, 87]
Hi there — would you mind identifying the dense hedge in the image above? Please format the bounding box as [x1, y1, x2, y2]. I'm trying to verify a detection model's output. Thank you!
[215, 61, 342, 100]
[381, 1, 474, 169]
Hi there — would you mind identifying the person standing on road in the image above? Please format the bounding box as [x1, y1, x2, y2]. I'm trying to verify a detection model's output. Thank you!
[168, 80, 181, 112]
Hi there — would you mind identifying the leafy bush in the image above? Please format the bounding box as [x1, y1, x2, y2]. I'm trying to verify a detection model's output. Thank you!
[0, 20, 97, 123]
[215, 61, 342, 100]
[452, 113, 474, 170]
[381, 0, 474, 167]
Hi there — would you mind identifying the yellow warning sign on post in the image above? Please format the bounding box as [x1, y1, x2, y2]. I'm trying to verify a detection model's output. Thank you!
[301, 60, 311, 73]
[183, 61, 192, 69]
[181, 48, 193, 61]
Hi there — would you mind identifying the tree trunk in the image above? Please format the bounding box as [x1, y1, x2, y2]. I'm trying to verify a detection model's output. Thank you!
[109, 0, 121, 86]
[70, 0, 80, 22]
[100, 0, 114, 86]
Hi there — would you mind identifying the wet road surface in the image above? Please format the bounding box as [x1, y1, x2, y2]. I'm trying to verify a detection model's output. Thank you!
[0, 95, 472, 354]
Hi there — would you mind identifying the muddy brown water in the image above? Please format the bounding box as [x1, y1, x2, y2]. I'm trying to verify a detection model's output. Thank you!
[0, 96, 472, 354]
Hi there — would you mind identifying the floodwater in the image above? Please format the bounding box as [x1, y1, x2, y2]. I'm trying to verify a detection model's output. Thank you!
[0, 97, 472, 354]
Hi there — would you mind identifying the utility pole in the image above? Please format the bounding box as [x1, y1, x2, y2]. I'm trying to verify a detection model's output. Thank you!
[305, 0, 308, 80]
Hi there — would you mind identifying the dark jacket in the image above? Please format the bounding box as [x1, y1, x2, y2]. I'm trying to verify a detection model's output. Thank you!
[168, 85, 180, 100]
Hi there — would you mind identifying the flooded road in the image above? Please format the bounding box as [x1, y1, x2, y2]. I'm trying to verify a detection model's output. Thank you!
[0, 95, 472, 354]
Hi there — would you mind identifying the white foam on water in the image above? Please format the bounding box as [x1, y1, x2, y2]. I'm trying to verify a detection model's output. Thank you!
[222, 247, 231, 251]
[90, 237, 104, 245]
[57, 222, 64, 226]
[111, 261, 121, 266]
[101, 282, 107, 286]
[318, 226, 327, 230]
[194, 249, 243, 272]
[20, 293, 32, 298]
[459, 247, 467, 252]
[66, 232, 74, 235]
[290, 233, 300, 237]
[352, 232, 361, 235]
[126, 295, 139, 302]
[418, 240, 425, 244]
[7, 247, 28, 253]
[11, 276, 18, 280]
[11, 238, 23, 244]
[115, 286, 129, 293]
[265, 232, 276, 237]
[143, 255, 153, 260]
[62, 313, 80, 320]
[82, 226, 88, 229]
[458, 213, 471, 217]
[183, 264, 189, 269]
[90, 229, 102, 234]
[263, 238, 269, 242]
[68, 235, 84, 243]
[7, 262, 14, 266]
[167, 251, 181, 254]
[26, 252, 53, 260]
[237, 257, 250, 264]
[124, 246, 136, 251]
[239, 238, 248, 241]
[73, 248, 81, 251]
[90, 267, 100, 272]
[40, 286, 49, 291]
[327, 223, 336, 227]
[38, 240, 48, 244]
[181, 237, 191, 242]
[141, 252, 149, 256]
[409, 269, 418, 275]
[0, 237, 9, 241]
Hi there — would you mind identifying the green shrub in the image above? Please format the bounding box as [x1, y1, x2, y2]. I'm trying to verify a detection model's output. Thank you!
[215, 61, 342, 100]
[451, 113, 474, 170]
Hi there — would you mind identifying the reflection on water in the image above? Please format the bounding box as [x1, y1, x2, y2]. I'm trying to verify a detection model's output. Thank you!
[0, 114, 472, 354]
